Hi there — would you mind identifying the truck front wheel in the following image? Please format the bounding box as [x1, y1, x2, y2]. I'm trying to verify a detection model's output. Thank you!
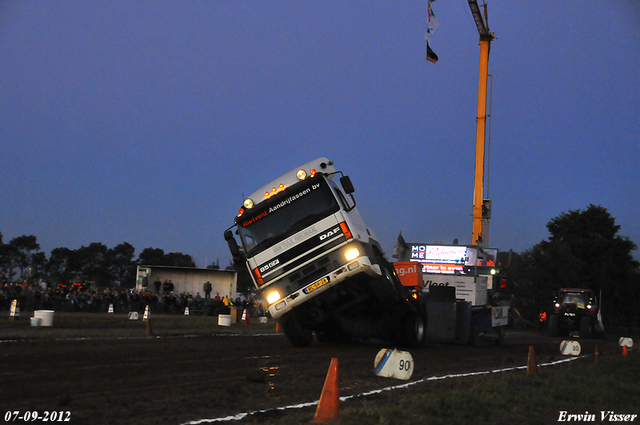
[281, 312, 314, 347]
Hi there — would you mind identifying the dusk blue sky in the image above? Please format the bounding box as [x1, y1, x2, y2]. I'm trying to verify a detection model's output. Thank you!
[2, 1, 639, 268]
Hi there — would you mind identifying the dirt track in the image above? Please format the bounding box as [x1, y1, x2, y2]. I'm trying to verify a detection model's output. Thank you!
[0, 329, 623, 425]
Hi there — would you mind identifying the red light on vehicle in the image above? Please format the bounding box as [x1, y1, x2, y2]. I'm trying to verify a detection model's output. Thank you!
[340, 222, 352, 240]
[500, 278, 507, 290]
[310, 169, 317, 178]
[253, 267, 264, 286]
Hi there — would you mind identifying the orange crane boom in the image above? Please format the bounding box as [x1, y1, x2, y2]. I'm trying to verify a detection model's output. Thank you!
[469, 0, 495, 247]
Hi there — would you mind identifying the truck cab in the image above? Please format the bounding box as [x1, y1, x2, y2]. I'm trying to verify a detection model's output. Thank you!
[225, 158, 424, 347]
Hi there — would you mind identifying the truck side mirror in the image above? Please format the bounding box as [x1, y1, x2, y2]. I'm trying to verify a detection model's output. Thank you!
[224, 229, 241, 258]
[340, 176, 355, 194]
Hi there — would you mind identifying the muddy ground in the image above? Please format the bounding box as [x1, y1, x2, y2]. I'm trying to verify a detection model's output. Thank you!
[0, 326, 625, 425]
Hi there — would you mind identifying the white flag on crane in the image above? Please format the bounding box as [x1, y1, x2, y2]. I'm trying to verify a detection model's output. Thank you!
[426, 0, 439, 64]
[428, 0, 439, 34]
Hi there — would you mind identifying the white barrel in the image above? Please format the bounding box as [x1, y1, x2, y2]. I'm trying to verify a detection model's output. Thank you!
[34, 310, 55, 327]
[218, 314, 232, 326]
[30, 317, 42, 327]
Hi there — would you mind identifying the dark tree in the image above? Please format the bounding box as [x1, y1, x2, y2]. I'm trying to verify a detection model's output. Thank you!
[510, 204, 639, 326]
[138, 247, 166, 266]
[162, 252, 196, 268]
[76, 243, 111, 286]
[108, 242, 136, 287]
[0, 232, 17, 276]
[9, 235, 41, 280]
[31, 252, 47, 277]
[44, 247, 77, 284]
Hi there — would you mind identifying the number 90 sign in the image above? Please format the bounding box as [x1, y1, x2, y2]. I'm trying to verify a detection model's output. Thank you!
[374, 348, 414, 380]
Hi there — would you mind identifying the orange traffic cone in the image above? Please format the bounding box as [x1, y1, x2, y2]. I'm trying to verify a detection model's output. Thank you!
[594, 345, 600, 365]
[310, 358, 339, 424]
[276, 322, 282, 333]
[622, 346, 628, 356]
[244, 310, 251, 325]
[527, 345, 538, 376]
[146, 317, 153, 337]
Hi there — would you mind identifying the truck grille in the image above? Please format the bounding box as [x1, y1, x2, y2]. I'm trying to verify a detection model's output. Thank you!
[259, 230, 346, 287]
[289, 257, 331, 288]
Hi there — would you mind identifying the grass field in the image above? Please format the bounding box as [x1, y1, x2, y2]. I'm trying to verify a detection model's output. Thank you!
[249, 354, 640, 425]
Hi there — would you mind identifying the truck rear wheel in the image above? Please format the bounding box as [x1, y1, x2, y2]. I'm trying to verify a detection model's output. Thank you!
[281, 312, 313, 347]
[401, 313, 425, 348]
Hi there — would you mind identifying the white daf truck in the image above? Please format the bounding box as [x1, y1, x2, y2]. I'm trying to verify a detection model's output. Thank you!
[224, 158, 425, 347]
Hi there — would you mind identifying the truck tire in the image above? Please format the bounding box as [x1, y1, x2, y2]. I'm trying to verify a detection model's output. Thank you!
[548, 314, 559, 337]
[402, 313, 425, 348]
[580, 316, 593, 339]
[281, 313, 313, 347]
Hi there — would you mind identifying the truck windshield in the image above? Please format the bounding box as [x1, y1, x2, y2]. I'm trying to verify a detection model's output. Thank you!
[236, 176, 340, 257]
[562, 292, 586, 309]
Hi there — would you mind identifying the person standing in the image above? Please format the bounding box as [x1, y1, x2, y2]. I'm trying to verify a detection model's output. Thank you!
[203, 281, 212, 299]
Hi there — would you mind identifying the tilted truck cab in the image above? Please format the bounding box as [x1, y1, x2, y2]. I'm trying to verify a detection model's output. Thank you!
[225, 158, 424, 347]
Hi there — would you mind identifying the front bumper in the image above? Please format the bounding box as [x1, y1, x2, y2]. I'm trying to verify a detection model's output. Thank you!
[265, 256, 380, 320]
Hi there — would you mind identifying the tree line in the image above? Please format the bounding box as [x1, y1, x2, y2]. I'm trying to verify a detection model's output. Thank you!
[0, 234, 219, 288]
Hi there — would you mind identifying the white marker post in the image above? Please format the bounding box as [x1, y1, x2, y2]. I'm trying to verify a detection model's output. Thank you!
[619, 337, 634, 348]
[559, 340, 581, 356]
[374, 348, 414, 380]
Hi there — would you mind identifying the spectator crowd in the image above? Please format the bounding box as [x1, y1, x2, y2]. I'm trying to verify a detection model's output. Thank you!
[0, 272, 263, 318]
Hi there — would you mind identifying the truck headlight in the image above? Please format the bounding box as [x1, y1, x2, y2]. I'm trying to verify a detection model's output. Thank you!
[267, 291, 281, 305]
[345, 247, 359, 262]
